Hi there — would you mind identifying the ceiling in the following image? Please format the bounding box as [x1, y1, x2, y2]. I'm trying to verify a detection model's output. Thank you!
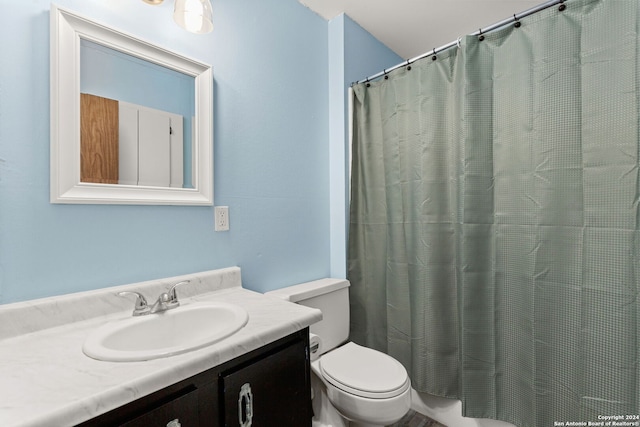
[299, 0, 543, 60]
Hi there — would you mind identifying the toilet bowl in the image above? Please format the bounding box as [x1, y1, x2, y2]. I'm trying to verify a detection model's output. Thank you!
[314, 342, 411, 426]
[266, 279, 411, 427]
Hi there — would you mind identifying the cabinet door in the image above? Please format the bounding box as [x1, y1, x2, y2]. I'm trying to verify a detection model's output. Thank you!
[168, 113, 184, 188]
[120, 387, 199, 427]
[221, 339, 311, 427]
[138, 108, 171, 187]
[118, 102, 139, 185]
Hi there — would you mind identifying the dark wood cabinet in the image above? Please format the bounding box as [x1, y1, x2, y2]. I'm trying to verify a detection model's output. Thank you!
[77, 329, 311, 427]
[221, 337, 309, 426]
[120, 387, 199, 427]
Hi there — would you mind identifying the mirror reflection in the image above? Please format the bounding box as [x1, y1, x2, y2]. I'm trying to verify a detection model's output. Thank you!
[80, 40, 195, 188]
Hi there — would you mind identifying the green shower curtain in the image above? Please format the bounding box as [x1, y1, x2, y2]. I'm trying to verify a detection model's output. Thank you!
[348, 1, 639, 426]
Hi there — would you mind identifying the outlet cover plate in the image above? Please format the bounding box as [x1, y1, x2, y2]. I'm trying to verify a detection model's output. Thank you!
[215, 206, 229, 231]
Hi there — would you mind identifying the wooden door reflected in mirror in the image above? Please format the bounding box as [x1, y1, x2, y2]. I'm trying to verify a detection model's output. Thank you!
[80, 93, 119, 184]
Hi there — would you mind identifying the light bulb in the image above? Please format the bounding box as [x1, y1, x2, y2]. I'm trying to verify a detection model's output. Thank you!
[174, 0, 213, 34]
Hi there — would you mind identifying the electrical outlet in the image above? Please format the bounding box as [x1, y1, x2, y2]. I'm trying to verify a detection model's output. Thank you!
[215, 206, 229, 231]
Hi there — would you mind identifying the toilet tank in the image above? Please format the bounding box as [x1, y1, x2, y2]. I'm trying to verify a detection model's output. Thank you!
[266, 278, 350, 354]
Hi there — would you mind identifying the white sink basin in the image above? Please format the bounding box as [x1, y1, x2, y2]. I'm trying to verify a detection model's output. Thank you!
[83, 301, 249, 362]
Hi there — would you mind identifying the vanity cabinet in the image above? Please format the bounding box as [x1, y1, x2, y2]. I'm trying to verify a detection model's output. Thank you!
[120, 387, 200, 427]
[221, 336, 309, 426]
[77, 329, 311, 427]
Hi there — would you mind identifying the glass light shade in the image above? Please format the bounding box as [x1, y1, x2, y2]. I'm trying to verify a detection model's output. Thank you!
[142, 0, 164, 5]
[173, 0, 213, 34]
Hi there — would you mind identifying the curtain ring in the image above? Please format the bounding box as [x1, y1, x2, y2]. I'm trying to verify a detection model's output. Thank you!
[366, 77, 371, 87]
[559, 0, 567, 11]
[384, 68, 389, 80]
[432, 48, 437, 61]
[514, 14, 521, 28]
[406, 60, 412, 71]
[456, 36, 462, 49]
[478, 28, 485, 41]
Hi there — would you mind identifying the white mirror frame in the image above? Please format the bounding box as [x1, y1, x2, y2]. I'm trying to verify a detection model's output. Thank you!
[50, 5, 213, 205]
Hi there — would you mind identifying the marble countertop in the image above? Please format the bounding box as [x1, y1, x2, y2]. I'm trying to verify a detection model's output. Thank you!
[0, 267, 322, 427]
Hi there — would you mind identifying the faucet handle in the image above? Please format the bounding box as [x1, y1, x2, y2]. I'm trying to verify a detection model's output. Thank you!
[117, 291, 150, 316]
[167, 280, 191, 306]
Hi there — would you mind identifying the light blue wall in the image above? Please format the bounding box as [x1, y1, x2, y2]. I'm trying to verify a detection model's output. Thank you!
[344, 16, 403, 85]
[0, 1, 401, 304]
[328, 14, 402, 277]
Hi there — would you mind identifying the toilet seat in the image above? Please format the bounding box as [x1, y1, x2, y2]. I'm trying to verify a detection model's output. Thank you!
[319, 342, 410, 399]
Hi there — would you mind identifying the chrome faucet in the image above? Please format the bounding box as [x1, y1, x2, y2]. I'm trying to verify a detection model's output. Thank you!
[118, 280, 191, 316]
[150, 280, 191, 314]
[117, 291, 150, 316]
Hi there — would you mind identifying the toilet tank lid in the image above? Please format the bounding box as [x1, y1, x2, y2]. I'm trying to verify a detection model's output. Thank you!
[265, 278, 350, 303]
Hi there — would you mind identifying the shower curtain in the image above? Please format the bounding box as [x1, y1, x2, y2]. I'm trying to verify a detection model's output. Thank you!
[348, 1, 639, 426]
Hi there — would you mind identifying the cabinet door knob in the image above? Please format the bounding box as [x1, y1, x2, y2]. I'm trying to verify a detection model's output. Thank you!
[238, 383, 253, 427]
[166, 419, 181, 427]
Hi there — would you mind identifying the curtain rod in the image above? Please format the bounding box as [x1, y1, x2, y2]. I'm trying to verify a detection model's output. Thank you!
[355, 0, 566, 85]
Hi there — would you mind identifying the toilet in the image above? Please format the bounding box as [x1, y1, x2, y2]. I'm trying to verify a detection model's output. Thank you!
[266, 278, 411, 427]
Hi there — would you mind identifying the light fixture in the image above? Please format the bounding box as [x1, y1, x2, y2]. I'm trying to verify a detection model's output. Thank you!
[141, 0, 213, 34]
[173, 0, 214, 34]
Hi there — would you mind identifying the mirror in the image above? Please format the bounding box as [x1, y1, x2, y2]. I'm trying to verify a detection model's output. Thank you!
[50, 5, 213, 205]
[80, 40, 195, 189]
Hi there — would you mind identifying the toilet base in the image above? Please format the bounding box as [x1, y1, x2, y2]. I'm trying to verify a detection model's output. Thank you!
[310, 367, 410, 427]
[311, 372, 348, 427]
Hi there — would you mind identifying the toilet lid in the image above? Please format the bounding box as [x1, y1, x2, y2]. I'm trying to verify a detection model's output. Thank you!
[319, 342, 410, 399]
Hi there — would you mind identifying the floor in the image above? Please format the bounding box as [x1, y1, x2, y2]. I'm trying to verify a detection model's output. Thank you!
[389, 410, 447, 427]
